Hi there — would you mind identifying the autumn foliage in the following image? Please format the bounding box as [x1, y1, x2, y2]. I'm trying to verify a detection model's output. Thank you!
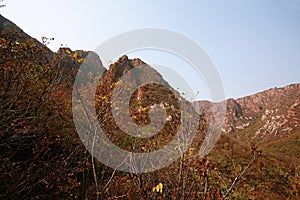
[0, 26, 299, 200]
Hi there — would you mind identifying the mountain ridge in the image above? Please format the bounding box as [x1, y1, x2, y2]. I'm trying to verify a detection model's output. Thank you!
[195, 83, 299, 138]
[2, 12, 299, 152]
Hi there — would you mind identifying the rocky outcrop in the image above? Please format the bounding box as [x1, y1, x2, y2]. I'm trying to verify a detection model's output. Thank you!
[56, 47, 105, 75]
[194, 84, 300, 138]
[93, 55, 205, 152]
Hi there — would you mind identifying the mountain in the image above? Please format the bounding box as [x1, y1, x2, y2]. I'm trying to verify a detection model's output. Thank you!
[0, 14, 107, 199]
[0, 14, 105, 75]
[92, 55, 205, 154]
[228, 84, 299, 137]
[194, 84, 300, 199]
[194, 83, 300, 164]
[1, 14, 299, 199]
[195, 83, 300, 139]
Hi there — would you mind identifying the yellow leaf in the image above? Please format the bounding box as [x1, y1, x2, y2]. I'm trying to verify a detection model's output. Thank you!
[155, 185, 160, 192]
[65, 49, 71, 54]
[153, 183, 163, 193]
[72, 52, 79, 58]
[138, 107, 147, 112]
[77, 58, 84, 63]
[141, 146, 147, 151]
[159, 183, 163, 193]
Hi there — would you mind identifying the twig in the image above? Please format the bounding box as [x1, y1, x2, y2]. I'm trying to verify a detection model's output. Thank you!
[223, 155, 256, 198]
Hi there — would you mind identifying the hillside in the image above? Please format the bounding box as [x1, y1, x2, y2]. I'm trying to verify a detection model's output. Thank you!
[194, 84, 300, 199]
[0, 14, 299, 199]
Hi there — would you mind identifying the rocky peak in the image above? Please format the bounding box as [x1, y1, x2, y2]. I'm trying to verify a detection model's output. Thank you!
[104, 55, 165, 87]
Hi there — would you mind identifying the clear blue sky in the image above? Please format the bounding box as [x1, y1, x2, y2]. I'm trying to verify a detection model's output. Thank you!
[1, 0, 300, 100]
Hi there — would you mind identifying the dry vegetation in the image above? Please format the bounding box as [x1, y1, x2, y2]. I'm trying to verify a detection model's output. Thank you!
[0, 25, 299, 199]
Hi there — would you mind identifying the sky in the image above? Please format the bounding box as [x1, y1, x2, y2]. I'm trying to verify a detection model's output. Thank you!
[1, 0, 300, 101]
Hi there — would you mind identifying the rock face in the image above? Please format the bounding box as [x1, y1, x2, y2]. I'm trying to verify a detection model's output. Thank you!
[195, 84, 300, 139]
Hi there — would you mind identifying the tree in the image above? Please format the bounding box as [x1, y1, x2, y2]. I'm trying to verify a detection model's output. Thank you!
[0, 28, 86, 199]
